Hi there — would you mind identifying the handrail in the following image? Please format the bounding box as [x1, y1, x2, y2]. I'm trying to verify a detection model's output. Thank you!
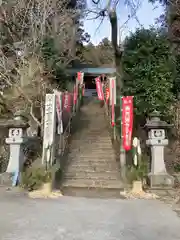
[102, 84, 121, 156]
[102, 85, 117, 139]
[60, 112, 72, 156]
[57, 88, 81, 159]
[51, 88, 81, 178]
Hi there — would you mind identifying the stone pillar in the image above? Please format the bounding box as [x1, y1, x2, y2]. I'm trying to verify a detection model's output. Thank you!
[145, 111, 174, 188]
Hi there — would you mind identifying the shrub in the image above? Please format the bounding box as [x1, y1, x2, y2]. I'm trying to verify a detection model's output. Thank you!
[20, 166, 52, 191]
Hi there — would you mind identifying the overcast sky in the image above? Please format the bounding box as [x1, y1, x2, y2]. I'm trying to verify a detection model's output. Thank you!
[84, 0, 164, 45]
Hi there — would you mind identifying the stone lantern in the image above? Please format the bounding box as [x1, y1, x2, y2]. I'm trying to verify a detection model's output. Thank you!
[145, 110, 174, 188]
[5, 111, 29, 186]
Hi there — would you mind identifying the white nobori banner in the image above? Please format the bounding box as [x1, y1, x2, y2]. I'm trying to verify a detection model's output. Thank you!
[109, 77, 116, 105]
[54, 90, 63, 134]
[42, 93, 56, 165]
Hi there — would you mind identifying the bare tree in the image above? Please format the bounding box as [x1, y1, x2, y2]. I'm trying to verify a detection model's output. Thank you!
[86, 0, 142, 90]
[0, 0, 79, 132]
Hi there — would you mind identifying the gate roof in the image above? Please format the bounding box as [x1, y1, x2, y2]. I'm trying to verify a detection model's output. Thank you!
[67, 67, 116, 76]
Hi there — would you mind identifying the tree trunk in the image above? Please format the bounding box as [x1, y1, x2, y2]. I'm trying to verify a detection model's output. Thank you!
[108, 9, 123, 92]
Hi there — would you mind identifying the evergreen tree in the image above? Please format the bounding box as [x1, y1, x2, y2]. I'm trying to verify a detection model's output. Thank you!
[123, 28, 175, 121]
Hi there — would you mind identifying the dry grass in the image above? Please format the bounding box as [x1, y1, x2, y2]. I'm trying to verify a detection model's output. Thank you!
[28, 182, 63, 199]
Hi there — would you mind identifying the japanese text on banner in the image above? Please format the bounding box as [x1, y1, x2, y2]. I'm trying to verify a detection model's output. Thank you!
[95, 77, 104, 100]
[73, 85, 77, 105]
[122, 96, 133, 151]
[63, 92, 72, 113]
[111, 81, 115, 126]
[77, 72, 84, 85]
[106, 88, 110, 103]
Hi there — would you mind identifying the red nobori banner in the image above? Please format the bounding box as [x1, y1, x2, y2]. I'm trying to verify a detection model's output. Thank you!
[111, 81, 115, 126]
[77, 72, 81, 81]
[122, 96, 133, 151]
[106, 87, 110, 103]
[62, 91, 72, 113]
[73, 85, 77, 105]
[77, 72, 84, 84]
[95, 77, 104, 100]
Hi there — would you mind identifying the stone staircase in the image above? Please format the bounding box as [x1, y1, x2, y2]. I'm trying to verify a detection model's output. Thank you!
[61, 97, 123, 198]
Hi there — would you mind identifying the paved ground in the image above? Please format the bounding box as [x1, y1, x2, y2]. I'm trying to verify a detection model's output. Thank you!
[0, 191, 180, 240]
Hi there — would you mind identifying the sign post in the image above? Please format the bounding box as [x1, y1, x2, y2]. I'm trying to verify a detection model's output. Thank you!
[42, 93, 56, 166]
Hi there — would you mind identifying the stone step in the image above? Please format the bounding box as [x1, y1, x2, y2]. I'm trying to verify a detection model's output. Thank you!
[67, 165, 119, 172]
[67, 155, 116, 161]
[69, 140, 112, 145]
[60, 100, 121, 198]
[85, 127, 108, 130]
[67, 161, 119, 169]
[80, 131, 108, 134]
[75, 133, 111, 137]
[71, 136, 111, 140]
[79, 114, 105, 117]
[63, 170, 120, 180]
[69, 149, 114, 154]
[75, 137, 110, 140]
[81, 114, 104, 117]
[68, 153, 116, 158]
[62, 178, 123, 189]
[68, 149, 114, 155]
[64, 168, 119, 174]
[69, 138, 112, 143]
[69, 145, 113, 150]
[69, 147, 114, 152]
[69, 141, 112, 146]
[66, 161, 118, 168]
[80, 117, 105, 120]
[69, 142, 113, 147]
[61, 186, 124, 199]
[68, 158, 118, 163]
